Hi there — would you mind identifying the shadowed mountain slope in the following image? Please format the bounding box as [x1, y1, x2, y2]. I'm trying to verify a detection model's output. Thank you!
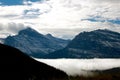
[0, 43, 68, 80]
[46, 29, 120, 58]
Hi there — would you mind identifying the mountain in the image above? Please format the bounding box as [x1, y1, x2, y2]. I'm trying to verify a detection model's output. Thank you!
[0, 43, 68, 80]
[45, 33, 70, 47]
[45, 29, 120, 58]
[0, 38, 4, 43]
[4, 27, 70, 58]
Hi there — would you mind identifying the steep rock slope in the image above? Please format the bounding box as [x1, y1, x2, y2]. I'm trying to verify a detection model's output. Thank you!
[46, 29, 120, 58]
[4, 27, 69, 58]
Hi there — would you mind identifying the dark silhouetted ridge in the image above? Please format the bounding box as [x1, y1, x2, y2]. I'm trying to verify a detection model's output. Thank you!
[0, 43, 68, 80]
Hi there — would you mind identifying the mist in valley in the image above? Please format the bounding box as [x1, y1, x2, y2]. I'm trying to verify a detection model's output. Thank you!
[35, 58, 120, 76]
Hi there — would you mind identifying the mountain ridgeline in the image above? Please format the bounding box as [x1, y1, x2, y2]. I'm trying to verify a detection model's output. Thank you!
[0, 43, 68, 80]
[1, 43, 120, 80]
[46, 29, 120, 58]
[4, 27, 70, 58]
[3, 28, 120, 58]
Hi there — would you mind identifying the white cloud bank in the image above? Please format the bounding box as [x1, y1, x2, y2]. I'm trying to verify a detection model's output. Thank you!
[0, 0, 120, 39]
[0, 23, 26, 38]
[36, 59, 120, 76]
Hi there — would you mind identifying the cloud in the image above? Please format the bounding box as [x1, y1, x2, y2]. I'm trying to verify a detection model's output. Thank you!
[0, 23, 26, 38]
[92, 0, 120, 4]
[0, 0, 120, 39]
[36, 59, 120, 76]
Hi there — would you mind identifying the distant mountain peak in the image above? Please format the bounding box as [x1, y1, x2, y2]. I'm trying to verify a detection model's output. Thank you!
[46, 33, 53, 38]
[90, 29, 119, 34]
[19, 27, 37, 34]
[18, 27, 44, 38]
[95, 29, 110, 31]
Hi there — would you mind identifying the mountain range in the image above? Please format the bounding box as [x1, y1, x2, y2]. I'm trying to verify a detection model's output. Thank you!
[45, 29, 120, 58]
[2, 28, 120, 58]
[4, 27, 70, 58]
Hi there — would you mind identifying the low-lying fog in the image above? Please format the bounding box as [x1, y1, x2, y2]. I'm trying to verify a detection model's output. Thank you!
[35, 59, 120, 76]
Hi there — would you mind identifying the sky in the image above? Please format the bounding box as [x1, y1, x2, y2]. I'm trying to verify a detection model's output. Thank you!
[0, 0, 120, 39]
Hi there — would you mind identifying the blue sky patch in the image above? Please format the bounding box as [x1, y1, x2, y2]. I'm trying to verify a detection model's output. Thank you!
[108, 19, 120, 25]
[23, 8, 40, 19]
[0, 0, 22, 5]
[84, 18, 105, 23]
[0, 0, 41, 5]
[82, 15, 120, 25]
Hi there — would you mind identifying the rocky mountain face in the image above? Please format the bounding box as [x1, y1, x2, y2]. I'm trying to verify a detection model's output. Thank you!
[0, 38, 4, 43]
[0, 43, 68, 80]
[46, 29, 120, 58]
[4, 27, 70, 58]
